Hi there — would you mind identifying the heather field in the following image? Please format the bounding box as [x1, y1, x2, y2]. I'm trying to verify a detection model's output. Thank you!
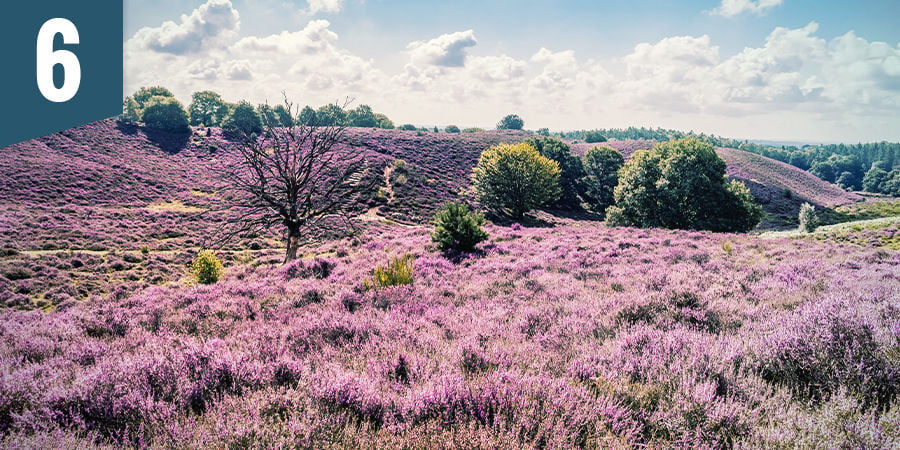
[1, 122, 899, 448]
[1, 223, 898, 448]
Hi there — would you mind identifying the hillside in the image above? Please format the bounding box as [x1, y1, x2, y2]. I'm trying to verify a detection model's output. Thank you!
[571, 140, 862, 227]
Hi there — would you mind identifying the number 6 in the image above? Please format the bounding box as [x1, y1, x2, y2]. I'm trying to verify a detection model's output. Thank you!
[37, 18, 81, 103]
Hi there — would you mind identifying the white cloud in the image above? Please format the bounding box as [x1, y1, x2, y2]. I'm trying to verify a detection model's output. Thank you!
[307, 0, 344, 14]
[407, 30, 478, 67]
[125, 1, 900, 142]
[713, 0, 783, 18]
[130, 0, 240, 54]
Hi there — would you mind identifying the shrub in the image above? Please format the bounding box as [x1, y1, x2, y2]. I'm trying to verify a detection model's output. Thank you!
[606, 138, 761, 232]
[141, 96, 190, 133]
[536, 128, 550, 136]
[445, 125, 461, 133]
[471, 142, 561, 218]
[399, 124, 417, 131]
[581, 146, 624, 213]
[191, 250, 224, 284]
[393, 159, 407, 171]
[525, 137, 584, 209]
[431, 202, 489, 253]
[365, 255, 414, 290]
[462, 127, 484, 133]
[223, 101, 263, 136]
[799, 202, 819, 233]
[496, 114, 524, 130]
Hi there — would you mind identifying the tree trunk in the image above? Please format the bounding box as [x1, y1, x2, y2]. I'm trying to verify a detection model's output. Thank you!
[285, 226, 301, 263]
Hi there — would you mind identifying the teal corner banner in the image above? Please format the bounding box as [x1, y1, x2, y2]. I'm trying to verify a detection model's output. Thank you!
[0, 2, 123, 148]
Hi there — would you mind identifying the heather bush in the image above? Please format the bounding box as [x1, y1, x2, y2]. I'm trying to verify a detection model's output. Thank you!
[582, 145, 624, 213]
[431, 202, 488, 253]
[191, 250, 224, 284]
[798, 202, 819, 232]
[606, 138, 762, 232]
[365, 254, 414, 290]
[471, 142, 561, 218]
[141, 96, 190, 133]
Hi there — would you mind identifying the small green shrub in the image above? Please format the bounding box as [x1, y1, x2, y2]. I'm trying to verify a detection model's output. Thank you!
[445, 125, 460, 133]
[140, 245, 150, 254]
[431, 202, 489, 253]
[799, 202, 819, 233]
[365, 254, 414, 290]
[393, 159, 407, 171]
[192, 250, 224, 284]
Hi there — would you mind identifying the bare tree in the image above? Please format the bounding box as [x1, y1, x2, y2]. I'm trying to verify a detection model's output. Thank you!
[214, 96, 375, 262]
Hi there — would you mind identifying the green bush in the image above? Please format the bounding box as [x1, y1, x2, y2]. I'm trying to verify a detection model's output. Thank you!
[374, 113, 394, 129]
[223, 101, 263, 136]
[582, 146, 624, 213]
[365, 254, 414, 290]
[445, 125, 461, 133]
[399, 124, 417, 131]
[471, 142, 561, 218]
[496, 114, 524, 130]
[431, 202, 489, 253]
[462, 127, 484, 133]
[191, 250, 224, 284]
[141, 96, 190, 133]
[799, 202, 819, 233]
[606, 138, 761, 232]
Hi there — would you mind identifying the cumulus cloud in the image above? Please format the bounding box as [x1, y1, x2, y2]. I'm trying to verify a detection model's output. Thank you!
[407, 30, 478, 67]
[307, 0, 343, 14]
[130, 0, 239, 54]
[713, 0, 783, 17]
[125, 0, 900, 141]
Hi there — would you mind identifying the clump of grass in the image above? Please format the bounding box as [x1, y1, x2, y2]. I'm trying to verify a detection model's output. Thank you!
[365, 254, 414, 290]
[722, 241, 733, 255]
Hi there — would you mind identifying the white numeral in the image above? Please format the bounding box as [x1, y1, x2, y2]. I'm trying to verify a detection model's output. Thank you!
[36, 18, 81, 103]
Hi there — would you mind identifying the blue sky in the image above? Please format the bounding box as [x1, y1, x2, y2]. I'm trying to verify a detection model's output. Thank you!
[124, 0, 900, 142]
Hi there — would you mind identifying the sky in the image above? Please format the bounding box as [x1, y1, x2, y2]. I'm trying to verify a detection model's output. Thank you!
[124, 0, 900, 143]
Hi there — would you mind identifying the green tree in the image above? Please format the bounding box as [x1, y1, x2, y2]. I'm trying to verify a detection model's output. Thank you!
[258, 103, 294, 127]
[525, 136, 584, 209]
[445, 125, 461, 133]
[399, 124, 417, 131]
[471, 142, 561, 218]
[133, 86, 174, 109]
[348, 104, 377, 127]
[862, 163, 890, 193]
[431, 202, 489, 253]
[374, 113, 394, 129]
[582, 146, 624, 213]
[497, 114, 524, 130]
[298, 106, 317, 126]
[536, 128, 550, 137]
[223, 101, 263, 136]
[584, 131, 607, 143]
[316, 103, 347, 126]
[188, 91, 229, 126]
[141, 96, 190, 133]
[606, 138, 761, 232]
[120, 96, 140, 122]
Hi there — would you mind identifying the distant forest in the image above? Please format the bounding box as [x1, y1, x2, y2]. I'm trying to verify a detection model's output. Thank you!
[556, 127, 900, 196]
